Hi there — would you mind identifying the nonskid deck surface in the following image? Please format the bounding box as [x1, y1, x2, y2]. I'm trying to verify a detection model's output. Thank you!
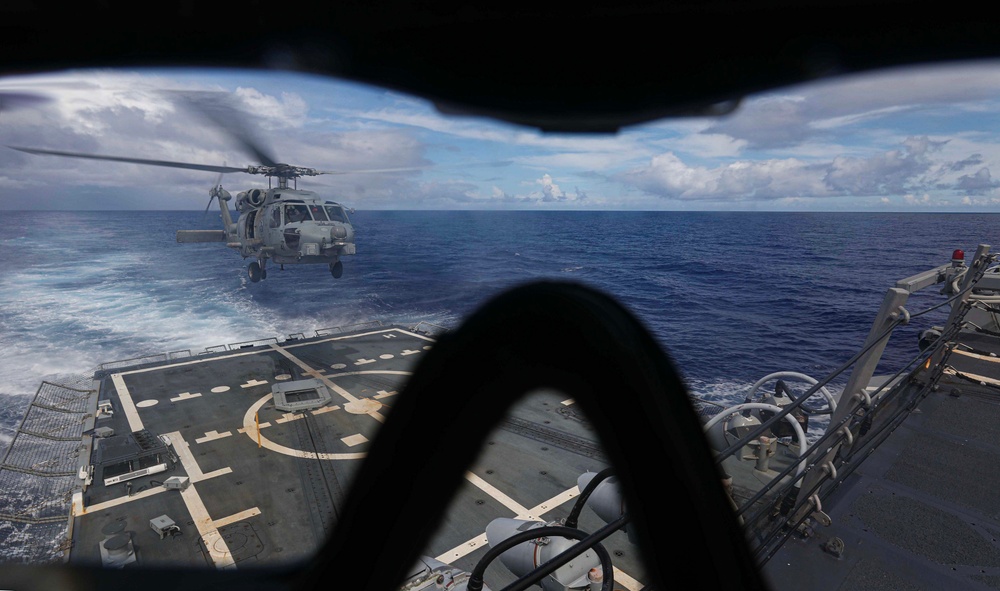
[72, 326, 647, 589]
[763, 327, 1000, 591]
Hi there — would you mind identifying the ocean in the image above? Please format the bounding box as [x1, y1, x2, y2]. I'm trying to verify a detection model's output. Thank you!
[0, 208, 995, 562]
[1, 209, 994, 440]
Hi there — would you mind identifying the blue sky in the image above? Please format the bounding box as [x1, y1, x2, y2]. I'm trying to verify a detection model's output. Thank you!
[3, 62, 1000, 211]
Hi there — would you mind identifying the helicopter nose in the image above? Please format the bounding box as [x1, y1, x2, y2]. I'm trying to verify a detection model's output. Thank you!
[331, 225, 347, 240]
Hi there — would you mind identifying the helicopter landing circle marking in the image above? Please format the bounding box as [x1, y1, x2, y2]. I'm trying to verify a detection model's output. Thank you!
[242, 394, 365, 461]
[240, 370, 411, 460]
[136, 399, 158, 408]
[344, 399, 381, 414]
[211, 386, 231, 393]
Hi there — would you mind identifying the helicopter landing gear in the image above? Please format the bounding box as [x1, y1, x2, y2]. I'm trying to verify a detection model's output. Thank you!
[330, 260, 344, 279]
[248, 260, 267, 283]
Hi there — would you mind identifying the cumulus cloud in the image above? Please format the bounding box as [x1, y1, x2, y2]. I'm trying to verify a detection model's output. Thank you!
[621, 136, 987, 202]
[956, 167, 1000, 195]
[537, 174, 565, 202]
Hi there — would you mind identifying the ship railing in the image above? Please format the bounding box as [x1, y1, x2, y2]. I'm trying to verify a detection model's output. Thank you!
[95, 321, 406, 373]
[706, 244, 996, 565]
[0, 381, 96, 563]
[222, 337, 280, 351]
[97, 349, 192, 372]
[314, 320, 384, 336]
[409, 321, 449, 335]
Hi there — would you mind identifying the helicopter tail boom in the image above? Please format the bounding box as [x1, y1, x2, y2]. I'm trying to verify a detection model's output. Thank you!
[177, 230, 227, 243]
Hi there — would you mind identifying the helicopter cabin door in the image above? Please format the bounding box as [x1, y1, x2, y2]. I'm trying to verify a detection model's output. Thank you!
[243, 209, 258, 242]
[266, 205, 282, 248]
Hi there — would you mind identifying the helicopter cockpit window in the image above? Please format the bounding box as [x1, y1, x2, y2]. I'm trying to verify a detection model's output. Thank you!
[269, 206, 281, 228]
[309, 204, 329, 221]
[325, 205, 348, 223]
[284, 204, 310, 224]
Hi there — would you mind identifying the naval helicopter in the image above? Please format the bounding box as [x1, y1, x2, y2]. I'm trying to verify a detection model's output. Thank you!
[8, 91, 431, 282]
[11, 145, 360, 282]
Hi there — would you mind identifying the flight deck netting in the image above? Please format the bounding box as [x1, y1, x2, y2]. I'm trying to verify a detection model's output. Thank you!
[0, 381, 94, 563]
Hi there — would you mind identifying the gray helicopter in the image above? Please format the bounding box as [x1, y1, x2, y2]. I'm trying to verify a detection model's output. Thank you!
[7, 91, 430, 282]
[11, 146, 358, 282]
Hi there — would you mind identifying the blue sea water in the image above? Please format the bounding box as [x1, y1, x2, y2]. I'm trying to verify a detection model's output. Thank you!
[0, 210, 995, 442]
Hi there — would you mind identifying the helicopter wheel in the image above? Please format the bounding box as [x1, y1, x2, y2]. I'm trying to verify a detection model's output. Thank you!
[248, 261, 263, 283]
[330, 261, 344, 279]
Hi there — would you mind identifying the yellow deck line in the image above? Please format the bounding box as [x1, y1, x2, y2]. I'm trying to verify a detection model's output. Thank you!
[213, 507, 261, 529]
[954, 348, 1000, 363]
[111, 373, 144, 432]
[165, 431, 235, 569]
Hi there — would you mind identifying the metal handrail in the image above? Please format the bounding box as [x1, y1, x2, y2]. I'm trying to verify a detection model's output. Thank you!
[709, 249, 994, 565]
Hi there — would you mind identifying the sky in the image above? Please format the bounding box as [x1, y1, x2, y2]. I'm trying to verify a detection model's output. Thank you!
[3, 62, 1000, 211]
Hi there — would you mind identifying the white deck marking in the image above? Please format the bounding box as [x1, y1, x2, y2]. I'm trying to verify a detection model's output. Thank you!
[341, 434, 368, 447]
[182, 486, 235, 569]
[109, 329, 434, 381]
[943, 366, 1000, 386]
[374, 390, 397, 399]
[331, 363, 347, 369]
[166, 432, 232, 483]
[237, 422, 271, 434]
[170, 392, 202, 403]
[613, 567, 643, 591]
[211, 386, 231, 393]
[379, 354, 394, 360]
[311, 405, 340, 416]
[110, 373, 144, 432]
[163, 431, 235, 569]
[954, 348, 1000, 363]
[273, 374, 291, 381]
[241, 379, 268, 389]
[269, 344, 389, 422]
[464, 471, 533, 517]
[275, 413, 305, 424]
[82, 485, 168, 514]
[401, 349, 421, 356]
[241, 395, 366, 460]
[213, 507, 262, 529]
[354, 358, 376, 365]
[527, 486, 579, 515]
[195, 430, 233, 444]
[435, 484, 581, 563]
[435, 533, 488, 563]
[383, 333, 397, 339]
[560, 399, 575, 406]
[136, 399, 158, 408]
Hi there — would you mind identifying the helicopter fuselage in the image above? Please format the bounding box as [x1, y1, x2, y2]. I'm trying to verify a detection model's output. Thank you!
[232, 188, 355, 263]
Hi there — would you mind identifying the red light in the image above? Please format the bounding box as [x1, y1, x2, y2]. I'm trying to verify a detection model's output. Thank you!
[953, 249, 965, 261]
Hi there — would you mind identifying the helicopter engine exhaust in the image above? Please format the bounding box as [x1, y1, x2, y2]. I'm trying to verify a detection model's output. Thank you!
[236, 188, 267, 212]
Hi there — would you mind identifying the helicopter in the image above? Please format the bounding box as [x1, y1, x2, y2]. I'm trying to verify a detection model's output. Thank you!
[7, 92, 415, 283]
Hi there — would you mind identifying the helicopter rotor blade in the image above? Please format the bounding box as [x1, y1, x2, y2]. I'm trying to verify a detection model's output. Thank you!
[313, 159, 512, 176]
[313, 166, 433, 175]
[167, 91, 279, 168]
[8, 146, 251, 174]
